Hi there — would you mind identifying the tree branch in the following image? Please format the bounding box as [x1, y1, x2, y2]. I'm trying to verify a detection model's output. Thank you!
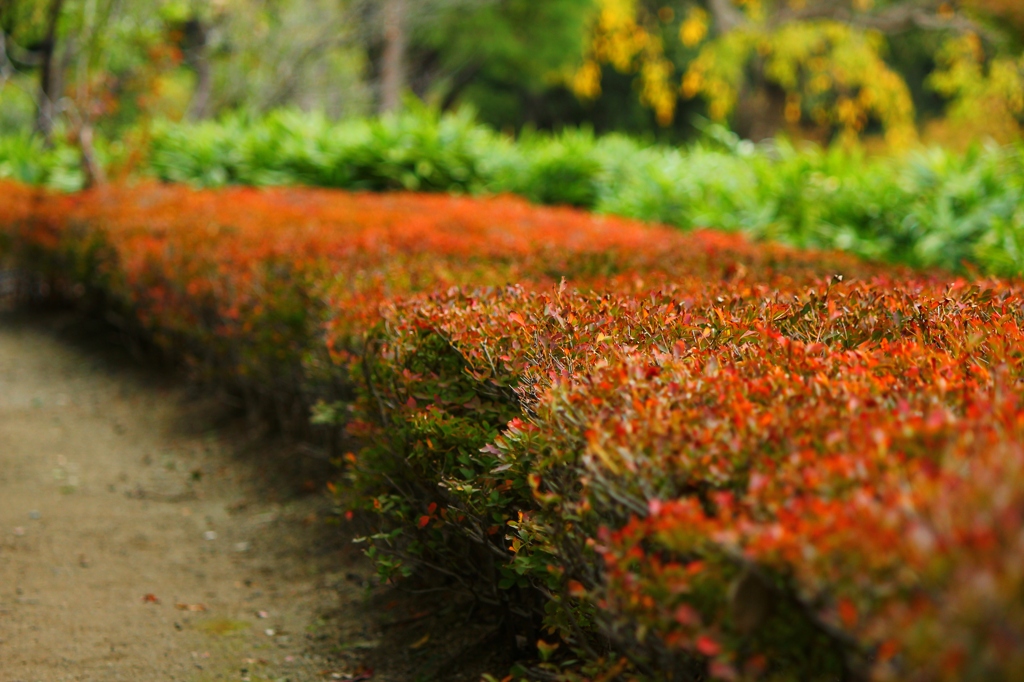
[36, 0, 65, 140]
[770, 0, 1001, 43]
[707, 0, 749, 34]
[380, 0, 408, 113]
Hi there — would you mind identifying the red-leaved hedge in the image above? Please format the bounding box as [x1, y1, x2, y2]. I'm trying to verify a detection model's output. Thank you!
[3, 180, 1024, 681]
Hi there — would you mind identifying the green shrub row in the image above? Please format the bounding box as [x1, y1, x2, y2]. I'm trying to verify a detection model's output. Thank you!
[0, 134, 89, 192]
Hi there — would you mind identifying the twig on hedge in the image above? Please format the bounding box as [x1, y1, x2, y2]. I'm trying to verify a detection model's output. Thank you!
[390, 549, 474, 590]
[588, 474, 647, 517]
[516, 666, 561, 682]
[379, 609, 435, 628]
[556, 580, 603, 663]
[461, 517, 515, 560]
[360, 340, 389, 428]
[297, 443, 331, 461]
[126, 487, 198, 503]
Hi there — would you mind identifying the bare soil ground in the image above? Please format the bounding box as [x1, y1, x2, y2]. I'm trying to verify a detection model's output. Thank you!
[0, 309, 508, 682]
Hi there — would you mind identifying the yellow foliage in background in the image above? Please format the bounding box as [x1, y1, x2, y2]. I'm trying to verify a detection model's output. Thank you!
[684, 21, 916, 148]
[679, 7, 708, 48]
[571, 0, 1024, 148]
[570, 0, 677, 125]
[928, 33, 1024, 145]
[963, 0, 1024, 33]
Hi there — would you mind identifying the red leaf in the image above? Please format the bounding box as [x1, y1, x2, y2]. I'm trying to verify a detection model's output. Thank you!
[709, 660, 738, 680]
[838, 598, 858, 628]
[696, 635, 721, 657]
[673, 604, 700, 627]
[877, 639, 899, 663]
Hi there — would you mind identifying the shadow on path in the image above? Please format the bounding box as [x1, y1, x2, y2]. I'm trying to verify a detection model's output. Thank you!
[0, 306, 512, 682]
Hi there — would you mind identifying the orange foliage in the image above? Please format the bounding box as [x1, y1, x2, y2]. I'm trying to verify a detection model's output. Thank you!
[4, 180, 1024, 678]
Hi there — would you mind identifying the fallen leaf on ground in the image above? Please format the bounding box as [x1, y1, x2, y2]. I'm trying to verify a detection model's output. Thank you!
[175, 603, 207, 612]
[322, 667, 373, 681]
[142, 593, 160, 604]
[337, 640, 379, 651]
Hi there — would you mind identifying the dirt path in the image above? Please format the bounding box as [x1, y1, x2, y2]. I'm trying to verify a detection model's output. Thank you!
[0, 310, 390, 682]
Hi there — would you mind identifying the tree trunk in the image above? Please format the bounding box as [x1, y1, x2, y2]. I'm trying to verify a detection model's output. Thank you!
[439, 63, 483, 112]
[36, 0, 65, 142]
[78, 122, 105, 188]
[379, 0, 407, 114]
[733, 84, 788, 142]
[706, 0, 747, 35]
[184, 18, 212, 121]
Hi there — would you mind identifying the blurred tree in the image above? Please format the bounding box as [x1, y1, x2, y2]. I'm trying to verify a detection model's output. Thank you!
[167, 0, 369, 118]
[35, 0, 62, 139]
[0, 0, 166, 181]
[379, 0, 406, 113]
[1, 0, 371, 134]
[0, 0, 67, 139]
[570, 0, 677, 125]
[7, 0, 1022, 145]
[928, 30, 1024, 144]
[170, 7, 212, 120]
[571, 0, 1024, 145]
[2, 0, 182, 129]
[966, 0, 1024, 32]
[392, 0, 597, 129]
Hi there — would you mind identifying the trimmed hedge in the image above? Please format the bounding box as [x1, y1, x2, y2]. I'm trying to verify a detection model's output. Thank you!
[6, 109, 1024, 280]
[144, 111, 1024, 277]
[4, 180, 1024, 680]
[351, 276, 1024, 681]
